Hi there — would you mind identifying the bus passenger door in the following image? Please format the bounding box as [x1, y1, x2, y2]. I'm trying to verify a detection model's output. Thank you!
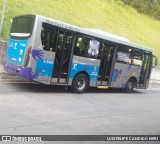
[139, 52, 152, 88]
[52, 30, 74, 84]
[97, 43, 116, 86]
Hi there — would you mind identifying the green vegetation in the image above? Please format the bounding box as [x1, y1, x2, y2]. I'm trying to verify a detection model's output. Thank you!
[0, 0, 160, 60]
[122, 0, 160, 20]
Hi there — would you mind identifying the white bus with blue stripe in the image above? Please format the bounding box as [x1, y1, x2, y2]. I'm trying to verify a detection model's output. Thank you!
[4, 14, 157, 93]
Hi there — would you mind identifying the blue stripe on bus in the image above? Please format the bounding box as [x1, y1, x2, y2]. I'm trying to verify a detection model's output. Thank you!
[35, 58, 54, 77]
[69, 63, 99, 80]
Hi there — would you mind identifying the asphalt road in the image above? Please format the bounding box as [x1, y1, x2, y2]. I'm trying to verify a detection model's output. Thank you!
[0, 83, 160, 144]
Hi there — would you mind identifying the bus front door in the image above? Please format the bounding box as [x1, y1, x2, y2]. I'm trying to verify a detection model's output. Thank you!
[139, 52, 152, 88]
[98, 43, 116, 86]
[52, 31, 74, 84]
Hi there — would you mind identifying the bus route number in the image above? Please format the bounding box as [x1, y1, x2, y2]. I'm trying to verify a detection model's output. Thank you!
[43, 60, 53, 64]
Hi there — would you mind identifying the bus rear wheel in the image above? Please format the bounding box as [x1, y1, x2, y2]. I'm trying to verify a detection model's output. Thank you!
[71, 73, 89, 93]
[125, 79, 134, 93]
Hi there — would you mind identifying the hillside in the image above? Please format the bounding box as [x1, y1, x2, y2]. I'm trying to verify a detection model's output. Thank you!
[0, 0, 160, 59]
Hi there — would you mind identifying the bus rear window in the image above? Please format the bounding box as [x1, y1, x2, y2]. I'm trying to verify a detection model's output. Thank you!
[10, 16, 34, 39]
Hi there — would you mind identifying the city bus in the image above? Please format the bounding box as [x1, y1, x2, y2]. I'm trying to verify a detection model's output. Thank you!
[4, 14, 157, 93]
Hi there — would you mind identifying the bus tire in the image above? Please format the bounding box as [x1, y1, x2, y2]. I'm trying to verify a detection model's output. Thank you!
[125, 79, 134, 93]
[71, 73, 89, 93]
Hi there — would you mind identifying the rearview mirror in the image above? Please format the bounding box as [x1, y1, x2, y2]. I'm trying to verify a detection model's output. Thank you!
[152, 55, 158, 68]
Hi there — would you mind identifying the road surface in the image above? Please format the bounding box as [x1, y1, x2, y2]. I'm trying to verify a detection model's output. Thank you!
[0, 83, 160, 144]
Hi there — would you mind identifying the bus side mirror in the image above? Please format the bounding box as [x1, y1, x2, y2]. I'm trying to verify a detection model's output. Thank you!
[152, 55, 158, 68]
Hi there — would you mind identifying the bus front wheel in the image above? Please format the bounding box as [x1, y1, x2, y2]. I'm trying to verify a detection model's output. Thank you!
[71, 73, 89, 93]
[125, 79, 134, 93]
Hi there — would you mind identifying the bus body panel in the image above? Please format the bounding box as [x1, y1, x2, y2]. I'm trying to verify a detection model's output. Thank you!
[29, 51, 55, 84]
[7, 38, 28, 65]
[69, 56, 100, 87]
[4, 47, 55, 85]
[111, 62, 141, 88]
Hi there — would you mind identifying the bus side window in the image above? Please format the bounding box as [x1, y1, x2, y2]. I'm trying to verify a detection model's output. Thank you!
[49, 33, 56, 52]
[41, 30, 48, 50]
[74, 37, 84, 56]
[41, 22, 56, 52]
[116, 46, 131, 64]
[74, 35, 101, 59]
[131, 50, 142, 66]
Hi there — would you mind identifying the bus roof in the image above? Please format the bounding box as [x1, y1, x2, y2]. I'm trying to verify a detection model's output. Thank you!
[16, 14, 153, 52]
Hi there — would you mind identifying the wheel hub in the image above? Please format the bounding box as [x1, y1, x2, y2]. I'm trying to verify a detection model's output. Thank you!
[77, 78, 85, 90]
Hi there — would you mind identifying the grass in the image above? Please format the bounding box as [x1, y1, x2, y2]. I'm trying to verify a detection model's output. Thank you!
[0, 0, 160, 61]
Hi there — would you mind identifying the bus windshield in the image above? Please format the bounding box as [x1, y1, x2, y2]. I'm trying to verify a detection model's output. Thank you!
[10, 16, 34, 39]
